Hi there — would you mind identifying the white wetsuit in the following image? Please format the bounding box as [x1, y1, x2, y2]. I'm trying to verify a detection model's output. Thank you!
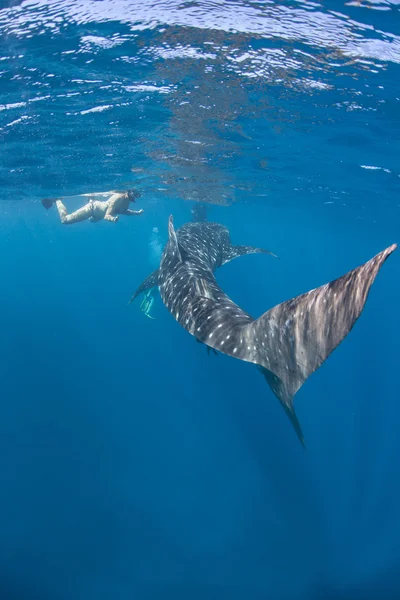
[55, 192, 142, 224]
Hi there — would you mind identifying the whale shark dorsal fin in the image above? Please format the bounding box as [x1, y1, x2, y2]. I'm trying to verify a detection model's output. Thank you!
[168, 215, 182, 262]
[222, 245, 279, 266]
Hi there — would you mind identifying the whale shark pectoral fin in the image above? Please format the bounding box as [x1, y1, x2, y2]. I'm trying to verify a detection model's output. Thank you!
[248, 243, 396, 444]
[128, 269, 159, 305]
[222, 245, 278, 266]
[168, 215, 183, 262]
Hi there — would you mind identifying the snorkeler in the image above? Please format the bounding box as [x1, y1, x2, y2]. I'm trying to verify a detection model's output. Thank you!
[41, 189, 144, 224]
[191, 203, 208, 222]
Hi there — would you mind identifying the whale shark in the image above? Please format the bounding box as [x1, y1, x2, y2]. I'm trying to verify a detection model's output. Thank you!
[130, 217, 396, 446]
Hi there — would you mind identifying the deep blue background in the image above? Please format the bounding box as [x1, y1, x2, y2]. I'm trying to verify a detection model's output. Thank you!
[0, 198, 399, 599]
[1, 1, 400, 598]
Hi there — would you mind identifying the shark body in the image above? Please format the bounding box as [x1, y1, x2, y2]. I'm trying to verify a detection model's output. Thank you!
[131, 217, 396, 446]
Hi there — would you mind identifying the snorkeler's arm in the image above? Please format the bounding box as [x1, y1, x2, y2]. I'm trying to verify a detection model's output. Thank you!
[123, 209, 144, 216]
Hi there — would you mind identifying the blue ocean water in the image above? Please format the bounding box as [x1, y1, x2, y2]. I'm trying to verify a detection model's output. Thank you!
[1, 0, 400, 598]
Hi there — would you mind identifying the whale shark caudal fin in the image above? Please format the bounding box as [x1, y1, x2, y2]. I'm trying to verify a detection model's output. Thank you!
[128, 270, 159, 305]
[222, 245, 279, 265]
[196, 338, 218, 356]
[242, 243, 397, 446]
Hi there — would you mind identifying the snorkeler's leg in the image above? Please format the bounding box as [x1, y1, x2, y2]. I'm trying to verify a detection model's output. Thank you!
[56, 200, 93, 224]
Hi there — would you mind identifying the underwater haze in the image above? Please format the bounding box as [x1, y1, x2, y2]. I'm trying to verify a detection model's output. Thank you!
[1, 0, 400, 598]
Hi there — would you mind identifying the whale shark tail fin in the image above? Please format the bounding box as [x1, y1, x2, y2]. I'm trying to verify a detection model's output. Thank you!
[128, 269, 159, 305]
[246, 244, 396, 445]
[222, 245, 279, 266]
[257, 366, 306, 447]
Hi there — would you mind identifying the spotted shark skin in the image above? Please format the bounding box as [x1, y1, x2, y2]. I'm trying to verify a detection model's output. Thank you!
[131, 217, 396, 446]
